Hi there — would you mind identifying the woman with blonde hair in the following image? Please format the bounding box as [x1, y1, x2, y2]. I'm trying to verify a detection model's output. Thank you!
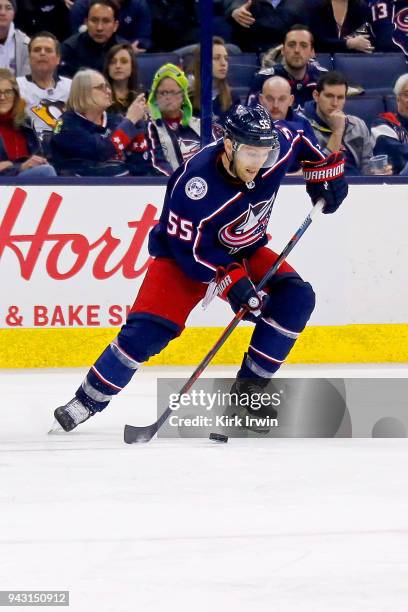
[0, 68, 56, 177]
[51, 68, 165, 176]
[191, 36, 240, 122]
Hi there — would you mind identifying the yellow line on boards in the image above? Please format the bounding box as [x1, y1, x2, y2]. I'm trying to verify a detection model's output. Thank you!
[1, 324, 407, 368]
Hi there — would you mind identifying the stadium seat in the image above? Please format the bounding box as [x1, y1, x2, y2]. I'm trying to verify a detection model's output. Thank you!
[344, 96, 385, 127]
[228, 53, 259, 67]
[315, 53, 334, 70]
[231, 86, 251, 103]
[384, 95, 398, 114]
[333, 53, 407, 95]
[137, 53, 181, 89]
[227, 64, 258, 88]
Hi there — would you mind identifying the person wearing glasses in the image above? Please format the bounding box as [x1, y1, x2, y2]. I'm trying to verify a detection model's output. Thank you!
[147, 63, 210, 175]
[0, 68, 56, 176]
[371, 73, 408, 175]
[50, 68, 164, 176]
[0, 0, 30, 76]
[60, 0, 126, 78]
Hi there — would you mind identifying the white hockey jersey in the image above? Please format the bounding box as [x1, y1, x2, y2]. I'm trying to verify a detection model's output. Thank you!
[16, 75, 71, 134]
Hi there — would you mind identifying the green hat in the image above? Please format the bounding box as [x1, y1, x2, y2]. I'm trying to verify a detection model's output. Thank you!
[148, 63, 192, 127]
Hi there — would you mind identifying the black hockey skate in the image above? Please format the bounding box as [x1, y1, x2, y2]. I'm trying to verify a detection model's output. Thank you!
[229, 378, 278, 434]
[54, 398, 95, 432]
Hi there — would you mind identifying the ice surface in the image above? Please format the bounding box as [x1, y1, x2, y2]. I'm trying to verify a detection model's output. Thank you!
[1, 365, 408, 611]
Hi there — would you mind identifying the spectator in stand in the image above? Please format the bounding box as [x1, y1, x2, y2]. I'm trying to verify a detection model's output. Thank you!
[0, 0, 29, 76]
[60, 0, 126, 78]
[149, 0, 199, 52]
[368, 0, 408, 56]
[104, 42, 140, 114]
[259, 75, 317, 172]
[371, 74, 408, 175]
[50, 68, 165, 175]
[223, 0, 308, 53]
[0, 68, 56, 176]
[191, 36, 240, 123]
[15, 1, 71, 42]
[17, 32, 71, 152]
[259, 75, 313, 127]
[248, 25, 327, 111]
[301, 71, 392, 175]
[147, 63, 209, 174]
[69, 0, 151, 53]
[309, 0, 374, 53]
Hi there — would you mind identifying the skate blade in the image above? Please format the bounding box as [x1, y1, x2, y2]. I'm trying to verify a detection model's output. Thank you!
[48, 419, 65, 434]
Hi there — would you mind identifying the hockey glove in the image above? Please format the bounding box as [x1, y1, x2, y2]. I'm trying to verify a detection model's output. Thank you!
[301, 152, 348, 214]
[216, 263, 262, 322]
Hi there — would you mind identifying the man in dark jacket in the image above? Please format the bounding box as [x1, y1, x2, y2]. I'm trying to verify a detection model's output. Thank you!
[223, 0, 308, 52]
[247, 25, 327, 111]
[60, 0, 126, 78]
[69, 0, 151, 52]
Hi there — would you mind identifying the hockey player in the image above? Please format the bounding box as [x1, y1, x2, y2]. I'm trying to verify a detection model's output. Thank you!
[53, 104, 348, 432]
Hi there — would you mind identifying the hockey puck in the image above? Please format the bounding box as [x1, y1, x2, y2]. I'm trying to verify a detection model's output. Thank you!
[209, 432, 228, 443]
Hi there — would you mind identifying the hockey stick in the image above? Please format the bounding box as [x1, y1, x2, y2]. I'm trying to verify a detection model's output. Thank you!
[124, 199, 325, 444]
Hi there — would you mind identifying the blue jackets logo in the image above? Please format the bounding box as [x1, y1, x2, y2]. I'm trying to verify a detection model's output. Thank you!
[218, 198, 274, 253]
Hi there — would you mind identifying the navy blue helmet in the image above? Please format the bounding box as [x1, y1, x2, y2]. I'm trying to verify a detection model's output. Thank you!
[224, 104, 280, 168]
[224, 104, 279, 149]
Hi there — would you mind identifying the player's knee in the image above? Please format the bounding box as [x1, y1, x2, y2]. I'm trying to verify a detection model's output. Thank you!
[265, 277, 316, 331]
[117, 314, 178, 363]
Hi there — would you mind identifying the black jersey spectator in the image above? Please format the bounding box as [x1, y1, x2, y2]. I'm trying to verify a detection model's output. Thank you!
[15, 1, 71, 42]
[371, 73, 408, 175]
[69, 0, 151, 52]
[259, 74, 312, 128]
[51, 68, 165, 175]
[248, 25, 327, 111]
[368, 1, 408, 54]
[0, 0, 30, 76]
[309, 0, 374, 53]
[0, 68, 56, 177]
[258, 74, 320, 173]
[191, 36, 240, 123]
[223, 0, 308, 53]
[60, 0, 126, 78]
[104, 42, 140, 114]
[149, 0, 199, 52]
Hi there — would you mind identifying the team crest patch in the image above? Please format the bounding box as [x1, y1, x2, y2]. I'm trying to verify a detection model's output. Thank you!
[185, 177, 208, 200]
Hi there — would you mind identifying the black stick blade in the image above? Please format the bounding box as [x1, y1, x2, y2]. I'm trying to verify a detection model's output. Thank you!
[124, 423, 158, 444]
